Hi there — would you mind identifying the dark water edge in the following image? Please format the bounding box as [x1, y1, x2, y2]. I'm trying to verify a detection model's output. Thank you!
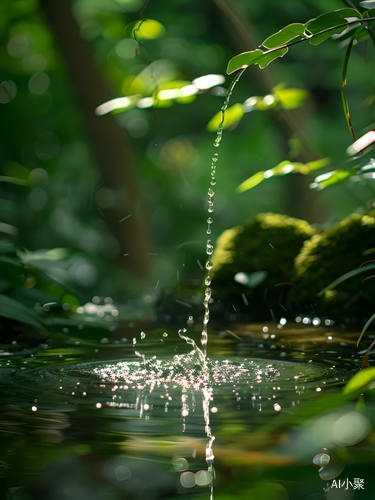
[0, 320, 374, 500]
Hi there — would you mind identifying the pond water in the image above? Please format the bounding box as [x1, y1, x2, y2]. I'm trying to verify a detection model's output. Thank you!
[1, 320, 373, 500]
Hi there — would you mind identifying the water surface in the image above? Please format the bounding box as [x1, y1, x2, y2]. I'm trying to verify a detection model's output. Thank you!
[1, 321, 373, 499]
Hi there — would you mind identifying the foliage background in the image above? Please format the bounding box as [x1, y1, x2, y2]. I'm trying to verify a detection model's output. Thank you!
[1, 0, 374, 304]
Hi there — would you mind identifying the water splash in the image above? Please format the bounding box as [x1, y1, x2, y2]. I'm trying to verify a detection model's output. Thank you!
[201, 68, 246, 357]
[177, 69, 246, 494]
[202, 384, 215, 499]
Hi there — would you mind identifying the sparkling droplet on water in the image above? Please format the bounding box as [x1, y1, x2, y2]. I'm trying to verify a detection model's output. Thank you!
[166, 68, 246, 491]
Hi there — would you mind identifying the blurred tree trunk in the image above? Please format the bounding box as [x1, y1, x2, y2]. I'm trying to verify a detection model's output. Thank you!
[41, 0, 152, 277]
[215, 0, 328, 223]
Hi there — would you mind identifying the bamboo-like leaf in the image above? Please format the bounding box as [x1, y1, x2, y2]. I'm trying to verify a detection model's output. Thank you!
[319, 262, 375, 296]
[237, 171, 265, 192]
[341, 39, 356, 140]
[238, 158, 330, 192]
[263, 23, 305, 49]
[312, 169, 355, 189]
[347, 130, 375, 155]
[343, 367, 375, 394]
[360, 1, 375, 8]
[0, 176, 28, 186]
[357, 311, 375, 346]
[0, 294, 44, 329]
[358, 159, 375, 179]
[95, 95, 140, 115]
[305, 158, 331, 170]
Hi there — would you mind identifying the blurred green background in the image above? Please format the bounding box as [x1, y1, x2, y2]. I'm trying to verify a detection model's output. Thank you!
[1, 0, 374, 304]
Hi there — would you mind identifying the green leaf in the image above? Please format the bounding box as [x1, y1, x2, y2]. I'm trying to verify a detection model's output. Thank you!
[155, 81, 197, 103]
[358, 159, 375, 179]
[207, 103, 244, 131]
[305, 157, 331, 170]
[343, 367, 375, 394]
[360, 1, 375, 8]
[0, 293, 44, 329]
[0, 176, 28, 186]
[237, 158, 330, 192]
[132, 19, 165, 40]
[192, 74, 225, 90]
[306, 8, 360, 45]
[95, 95, 140, 116]
[306, 8, 360, 33]
[347, 130, 375, 155]
[341, 39, 356, 140]
[237, 171, 265, 192]
[273, 87, 308, 109]
[271, 160, 299, 175]
[319, 262, 375, 295]
[257, 47, 288, 68]
[0, 257, 25, 289]
[357, 311, 375, 346]
[309, 26, 349, 45]
[354, 21, 375, 41]
[312, 169, 355, 189]
[226, 49, 263, 74]
[263, 23, 306, 49]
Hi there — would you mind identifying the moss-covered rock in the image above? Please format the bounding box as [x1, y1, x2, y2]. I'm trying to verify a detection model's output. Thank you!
[210, 213, 317, 318]
[292, 211, 375, 320]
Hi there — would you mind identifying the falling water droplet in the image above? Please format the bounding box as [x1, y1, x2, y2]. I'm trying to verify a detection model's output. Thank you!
[196, 73, 247, 498]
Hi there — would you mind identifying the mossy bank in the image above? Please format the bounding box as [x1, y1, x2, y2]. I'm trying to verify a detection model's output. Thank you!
[292, 211, 375, 321]
[210, 211, 375, 323]
[210, 213, 316, 319]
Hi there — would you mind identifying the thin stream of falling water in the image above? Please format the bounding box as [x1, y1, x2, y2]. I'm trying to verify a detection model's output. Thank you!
[201, 68, 246, 356]
[201, 69, 245, 498]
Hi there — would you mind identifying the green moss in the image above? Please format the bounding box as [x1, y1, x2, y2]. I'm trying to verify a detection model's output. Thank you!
[211, 213, 316, 317]
[292, 211, 375, 318]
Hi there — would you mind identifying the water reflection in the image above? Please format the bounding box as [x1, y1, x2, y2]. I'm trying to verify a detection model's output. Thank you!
[0, 323, 370, 499]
